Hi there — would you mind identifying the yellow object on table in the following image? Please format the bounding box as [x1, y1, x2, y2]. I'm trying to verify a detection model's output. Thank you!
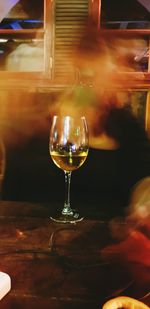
[102, 296, 150, 309]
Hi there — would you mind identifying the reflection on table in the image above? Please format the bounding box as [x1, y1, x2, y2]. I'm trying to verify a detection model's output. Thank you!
[0, 200, 149, 309]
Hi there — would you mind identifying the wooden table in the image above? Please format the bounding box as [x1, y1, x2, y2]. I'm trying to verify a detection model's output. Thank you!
[0, 201, 149, 308]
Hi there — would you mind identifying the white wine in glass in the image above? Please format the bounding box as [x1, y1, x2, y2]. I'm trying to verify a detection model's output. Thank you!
[49, 115, 89, 223]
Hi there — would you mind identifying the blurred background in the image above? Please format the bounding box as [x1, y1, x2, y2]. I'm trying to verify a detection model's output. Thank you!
[0, 0, 150, 205]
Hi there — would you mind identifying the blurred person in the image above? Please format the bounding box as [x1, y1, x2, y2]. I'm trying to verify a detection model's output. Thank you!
[101, 176, 150, 292]
[50, 21, 150, 215]
[52, 87, 150, 216]
[76, 21, 150, 224]
[72, 19, 145, 94]
[126, 176, 150, 237]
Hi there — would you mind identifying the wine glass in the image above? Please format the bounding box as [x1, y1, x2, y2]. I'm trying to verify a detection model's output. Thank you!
[49, 115, 89, 223]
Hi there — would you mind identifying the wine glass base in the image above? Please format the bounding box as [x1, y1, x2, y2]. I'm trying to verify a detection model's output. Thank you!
[50, 214, 84, 224]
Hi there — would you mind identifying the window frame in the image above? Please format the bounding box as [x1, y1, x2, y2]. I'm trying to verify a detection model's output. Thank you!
[89, 0, 150, 89]
[0, 0, 54, 89]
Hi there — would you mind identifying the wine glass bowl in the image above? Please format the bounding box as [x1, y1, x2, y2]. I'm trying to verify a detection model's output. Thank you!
[49, 115, 89, 223]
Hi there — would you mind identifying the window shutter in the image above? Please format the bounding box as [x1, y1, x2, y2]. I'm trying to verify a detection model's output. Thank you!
[53, 0, 89, 84]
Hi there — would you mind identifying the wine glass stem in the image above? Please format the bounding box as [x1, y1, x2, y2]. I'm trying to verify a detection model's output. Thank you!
[62, 171, 73, 215]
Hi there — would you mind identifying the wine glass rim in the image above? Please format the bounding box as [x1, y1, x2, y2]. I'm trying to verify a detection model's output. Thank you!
[52, 115, 87, 120]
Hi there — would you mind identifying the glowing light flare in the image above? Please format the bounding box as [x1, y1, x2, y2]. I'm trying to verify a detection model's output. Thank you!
[128, 176, 150, 233]
[16, 229, 25, 238]
[63, 116, 70, 141]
